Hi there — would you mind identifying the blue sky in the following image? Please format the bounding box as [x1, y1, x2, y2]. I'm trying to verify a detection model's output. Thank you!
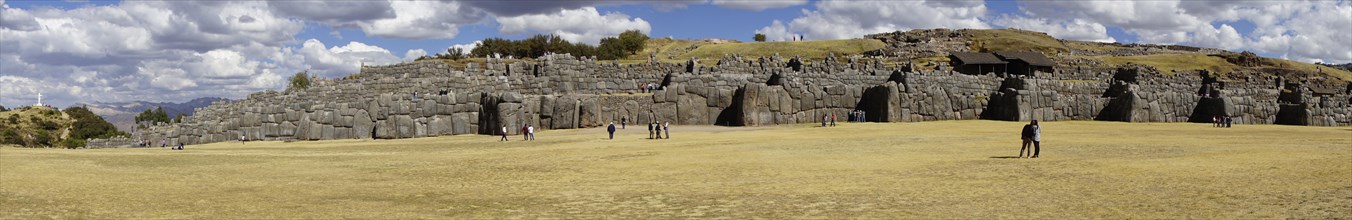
[1, 0, 1348, 108]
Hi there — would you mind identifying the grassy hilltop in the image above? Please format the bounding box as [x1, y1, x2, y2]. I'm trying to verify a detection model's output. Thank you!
[3, 121, 1349, 218]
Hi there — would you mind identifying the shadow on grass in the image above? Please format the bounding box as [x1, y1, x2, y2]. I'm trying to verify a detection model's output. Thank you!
[989, 156, 1022, 159]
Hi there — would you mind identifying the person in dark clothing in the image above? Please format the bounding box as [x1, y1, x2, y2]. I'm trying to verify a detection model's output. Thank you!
[607, 122, 617, 140]
[621, 118, 627, 129]
[1020, 122, 1035, 158]
[647, 122, 655, 139]
[1225, 115, 1233, 128]
[654, 121, 662, 140]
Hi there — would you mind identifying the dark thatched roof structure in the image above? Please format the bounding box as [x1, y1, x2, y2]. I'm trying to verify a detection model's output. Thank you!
[995, 51, 1055, 67]
[949, 52, 1007, 65]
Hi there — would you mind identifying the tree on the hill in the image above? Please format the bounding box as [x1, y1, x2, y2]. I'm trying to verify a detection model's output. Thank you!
[0, 104, 8, 112]
[754, 33, 767, 42]
[65, 106, 128, 141]
[597, 37, 628, 60]
[135, 107, 170, 124]
[173, 114, 183, 123]
[288, 71, 311, 93]
[617, 30, 648, 55]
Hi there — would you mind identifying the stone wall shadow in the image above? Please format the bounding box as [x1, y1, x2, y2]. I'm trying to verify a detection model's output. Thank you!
[855, 85, 891, 122]
[714, 87, 745, 126]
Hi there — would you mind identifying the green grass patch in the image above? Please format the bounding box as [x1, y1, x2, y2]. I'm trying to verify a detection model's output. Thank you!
[966, 29, 1068, 54]
[1094, 54, 1242, 75]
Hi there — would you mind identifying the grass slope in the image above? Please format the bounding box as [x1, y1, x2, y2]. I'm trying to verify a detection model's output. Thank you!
[3, 121, 1349, 218]
[965, 29, 1068, 54]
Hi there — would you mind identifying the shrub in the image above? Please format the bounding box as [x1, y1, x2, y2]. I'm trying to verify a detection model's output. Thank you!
[754, 33, 767, 42]
[135, 107, 171, 124]
[288, 71, 311, 93]
[61, 138, 86, 149]
[65, 106, 128, 140]
[33, 130, 51, 147]
[1, 129, 22, 146]
[7, 114, 16, 124]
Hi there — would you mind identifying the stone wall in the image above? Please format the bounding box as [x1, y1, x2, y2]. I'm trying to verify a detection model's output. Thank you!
[86, 54, 1351, 148]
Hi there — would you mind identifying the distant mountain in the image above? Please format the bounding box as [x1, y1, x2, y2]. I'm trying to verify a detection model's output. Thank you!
[71, 97, 228, 132]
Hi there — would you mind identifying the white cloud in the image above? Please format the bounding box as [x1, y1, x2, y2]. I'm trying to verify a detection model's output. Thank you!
[712, 0, 807, 11]
[450, 41, 481, 54]
[351, 0, 486, 39]
[994, 17, 1116, 43]
[759, 0, 989, 41]
[1014, 0, 1351, 63]
[289, 39, 407, 78]
[496, 7, 651, 45]
[404, 49, 427, 61]
[756, 20, 793, 41]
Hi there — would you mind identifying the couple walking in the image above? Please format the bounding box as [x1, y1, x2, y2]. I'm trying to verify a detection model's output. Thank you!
[1019, 120, 1041, 158]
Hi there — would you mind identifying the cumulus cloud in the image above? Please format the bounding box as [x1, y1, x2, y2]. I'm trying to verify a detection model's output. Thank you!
[1013, 0, 1351, 63]
[290, 39, 411, 78]
[496, 7, 651, 45]
[711, 0, 807, 11]
[350, 1, 486, 39]
[993, 16, 1116, 43]
[450, 41, 481, 55]
[267, 1, 395, 24]
[462, 0, 703, 17]
[758, 0, 989, 40]
[755, 20, 794, 41]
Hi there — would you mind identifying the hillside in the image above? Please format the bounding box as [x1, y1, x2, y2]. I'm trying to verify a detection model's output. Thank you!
[620, 38, 886, 64]
[875, 28, 1352, 82]
[0, 106, 127, 148]
[75, 97, 227, 132]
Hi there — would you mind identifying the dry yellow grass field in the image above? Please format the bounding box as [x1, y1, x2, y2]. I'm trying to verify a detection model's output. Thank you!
[2, 121, 1349, 218]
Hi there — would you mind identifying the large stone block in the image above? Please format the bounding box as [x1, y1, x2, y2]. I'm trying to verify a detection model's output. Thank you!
[353, 110, 373, 139]
[551, 96, 579, 129]
[677, 94, 709, 125]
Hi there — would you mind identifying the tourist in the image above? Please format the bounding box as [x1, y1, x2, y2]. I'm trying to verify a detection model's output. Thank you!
[1020, 122, 1035, 158]
[1225, 115, 1233, 128]
[830, 112, 837, 127]
[161, 140, 166, 148]
[240, 134, 246, 144]
[648, 122, 655, 139]
[1030, 120, 1042, 158]
[521, 125, 529, 141]
[500, 126, 508, 141]
[621, 117, 627, 129]
[655, 121, 663, 140]
[607, 122, 617, 140]
[822, 115, 828, 127]
[527, 125, 535, 141]
[663, 122, 670, 139]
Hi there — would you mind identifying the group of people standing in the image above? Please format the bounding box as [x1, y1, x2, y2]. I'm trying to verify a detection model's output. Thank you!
[498, 124, 537, 141]
[604, 120, 670, 140]
[1212, 115, 1234, 128]
[847, 110, 866, 122]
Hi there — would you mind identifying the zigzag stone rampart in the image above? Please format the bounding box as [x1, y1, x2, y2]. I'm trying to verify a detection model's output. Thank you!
[87, 54, 1351, 148]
